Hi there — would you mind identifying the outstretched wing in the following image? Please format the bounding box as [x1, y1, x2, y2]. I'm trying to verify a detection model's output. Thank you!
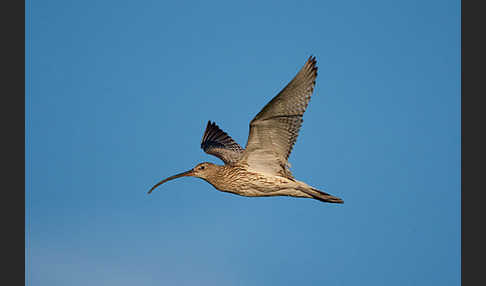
[201, 121, 244, 165]
[241, 56, 318, 178]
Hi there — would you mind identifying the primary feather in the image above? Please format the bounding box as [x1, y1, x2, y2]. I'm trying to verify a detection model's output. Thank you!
[200, 121, 244, 165]
[240, 56, 318, 179]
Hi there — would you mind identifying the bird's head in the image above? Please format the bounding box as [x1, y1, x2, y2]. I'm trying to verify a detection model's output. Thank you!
[147, 162, 218, 194]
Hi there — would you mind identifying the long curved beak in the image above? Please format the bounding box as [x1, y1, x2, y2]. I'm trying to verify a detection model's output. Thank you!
[147, 169, 195, 194]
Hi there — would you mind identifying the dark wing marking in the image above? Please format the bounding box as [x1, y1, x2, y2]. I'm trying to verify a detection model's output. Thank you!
[201, 121, 244, 165]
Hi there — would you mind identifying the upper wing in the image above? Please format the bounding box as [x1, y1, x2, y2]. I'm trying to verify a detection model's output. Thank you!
[200, 121, 244, 165]
[241, 56, 318, 178]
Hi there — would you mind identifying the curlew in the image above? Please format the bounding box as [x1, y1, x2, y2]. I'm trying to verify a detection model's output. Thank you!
[148, 56, 343, 204]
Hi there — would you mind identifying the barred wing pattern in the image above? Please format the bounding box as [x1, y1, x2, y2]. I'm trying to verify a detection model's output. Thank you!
[241, 56, 318, 178]
[200, 121, 244, 165]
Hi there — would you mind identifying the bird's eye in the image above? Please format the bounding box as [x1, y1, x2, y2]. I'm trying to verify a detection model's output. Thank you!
[200, 166, 205, 170]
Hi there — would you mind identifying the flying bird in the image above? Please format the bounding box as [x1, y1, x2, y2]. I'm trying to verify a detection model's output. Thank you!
[148, 56, 343, 204]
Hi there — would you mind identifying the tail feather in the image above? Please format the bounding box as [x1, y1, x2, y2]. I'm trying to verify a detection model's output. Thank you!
[302, 187, 344, 204]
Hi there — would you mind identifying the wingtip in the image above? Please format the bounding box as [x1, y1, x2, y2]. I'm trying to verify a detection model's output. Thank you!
[207, 120, 220, 129]
[307, 55, 317, 64]
[202, 121, 212, 145]
[201, 120, 228, 149]
[304, 55, 318, 80]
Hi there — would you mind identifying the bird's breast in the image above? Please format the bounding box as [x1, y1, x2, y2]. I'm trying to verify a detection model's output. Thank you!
[206, 168, 296, 197]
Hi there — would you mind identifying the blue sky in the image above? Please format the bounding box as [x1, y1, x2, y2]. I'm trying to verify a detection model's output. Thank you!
[26, 0, 460, 285]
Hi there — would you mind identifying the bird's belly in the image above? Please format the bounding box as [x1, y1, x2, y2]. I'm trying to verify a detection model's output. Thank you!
[213, 174, 299, 197]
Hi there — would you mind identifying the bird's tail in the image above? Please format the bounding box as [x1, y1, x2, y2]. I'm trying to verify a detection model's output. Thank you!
[310, 188, 344, 204]
[297, 184, 344, 204]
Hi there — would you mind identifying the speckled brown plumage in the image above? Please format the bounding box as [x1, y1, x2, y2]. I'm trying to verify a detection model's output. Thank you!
[148, 56, 343, 204]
